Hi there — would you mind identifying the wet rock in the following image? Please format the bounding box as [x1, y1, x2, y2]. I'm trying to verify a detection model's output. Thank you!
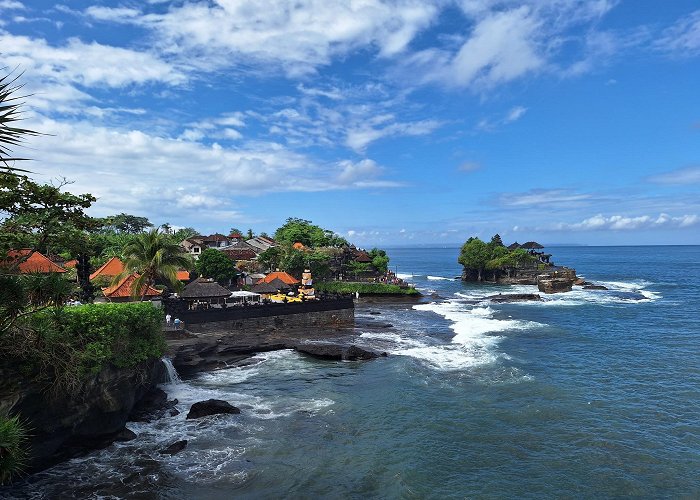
[160, 440, 187, 455]
[129, 388, 178, 423]
[486, 293, 542, 303]
[369, 311, 381, 315]
[114, 428, 137, 442]
[295, 343, 382, 361]
[538, 278, 573, 294]
[583, 285, 608, 290]
[186, 399, 241, 420]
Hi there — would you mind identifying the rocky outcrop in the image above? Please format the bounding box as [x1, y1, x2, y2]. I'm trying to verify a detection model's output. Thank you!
[294, 343, 386, 361]
[583, 285, 608, 290]
[129, 387, 178, 422]
[538, 278, 574, 294]
[486, 293, 543, 303]
[0, 358, 165, 472]
[160, 440, 188, 455]
[186, 399, 240, 420]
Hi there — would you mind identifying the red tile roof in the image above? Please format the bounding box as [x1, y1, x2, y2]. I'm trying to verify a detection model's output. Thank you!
[205, 233, 229, 242]
[257, 271, 299, 285]
[222, 248, 258, 261]
[176, 270, 190, 281]
[90, 257, 125, 280]
[63, 259, 78, 269]
[102, 273, 161, 299]
[229, 233, 243, 238]
[5, 250, 67, 273]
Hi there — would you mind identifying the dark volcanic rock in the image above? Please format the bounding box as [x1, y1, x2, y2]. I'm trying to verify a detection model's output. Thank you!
[583, 285, 608, 290]
[0, 358, 164, 473]
[114, 428, 137, 442]
[129, 388, 178, 423]
[295, 343, 382, 361]
[486, 293, 542, 303]
[186, 399, 241, 420]
[160, 440, 187, 455]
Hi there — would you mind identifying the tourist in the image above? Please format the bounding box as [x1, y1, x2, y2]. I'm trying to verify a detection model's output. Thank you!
[165, 313, 171, 326]
[174, 318, 181, 329]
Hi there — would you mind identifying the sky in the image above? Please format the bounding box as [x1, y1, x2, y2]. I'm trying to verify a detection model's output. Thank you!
[2, 0, 700, 246]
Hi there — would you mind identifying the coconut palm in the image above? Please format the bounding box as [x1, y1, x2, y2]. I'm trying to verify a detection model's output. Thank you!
[117, 228, 192, 300]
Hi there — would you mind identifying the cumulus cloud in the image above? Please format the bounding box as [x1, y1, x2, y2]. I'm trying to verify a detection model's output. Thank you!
[546, 213, 699, 231]
[649, 166, 700, 185]
[84, 0, 440, 77]
[23, 114, 400, 221]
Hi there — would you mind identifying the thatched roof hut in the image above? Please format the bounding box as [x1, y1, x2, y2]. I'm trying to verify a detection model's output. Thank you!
[180, 277, 231, 300]
[507, 242, 521, 250]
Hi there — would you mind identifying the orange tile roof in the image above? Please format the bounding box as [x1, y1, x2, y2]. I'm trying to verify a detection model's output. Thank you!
[5, 250, 67, 273]
[102, 273, 161, 299]
[256, 271, 299, 285]
[90, 256, 125, 280]
[292, 242, 306, 250]
[177, 270, 190, 281]
[63, 259, 78, 269]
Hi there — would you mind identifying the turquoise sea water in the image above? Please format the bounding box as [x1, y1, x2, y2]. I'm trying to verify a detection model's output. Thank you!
[5, 246, 700, 498]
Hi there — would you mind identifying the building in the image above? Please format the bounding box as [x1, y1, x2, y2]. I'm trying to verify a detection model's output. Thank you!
[4, 250, 67, 274]
[246, 236, 277, 254]
[180, 277, 231, 310]
[257, 271, 300, 285]
[90, 256, 125, 281]
[203, 233, 230, 248]
[181, 237, 205, 260]
[102, 273, 161, 302]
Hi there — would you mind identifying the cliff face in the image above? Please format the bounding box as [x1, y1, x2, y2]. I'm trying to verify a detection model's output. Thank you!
[0, 359, 165, 472]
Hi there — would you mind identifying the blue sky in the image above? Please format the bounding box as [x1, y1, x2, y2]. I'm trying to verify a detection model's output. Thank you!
[2, 0, 699, 246]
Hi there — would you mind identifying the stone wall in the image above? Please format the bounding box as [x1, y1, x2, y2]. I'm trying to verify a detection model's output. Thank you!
[186, 306, 354, 334]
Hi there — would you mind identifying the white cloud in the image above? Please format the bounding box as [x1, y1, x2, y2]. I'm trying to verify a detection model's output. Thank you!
[547, 213, 699, 231]
[345, 118, 442, 152]
[85, 0, 440, 77]
[499, 189, 592, 208]
[656, 10, 700, 57]
[458, 161, 480, 172]
[649, 166, 700, 185]
[505, 105, 527, 123]
[23, 114, 400, 221]
[0, 0, 23, 10]
[0, 32, 185, 88]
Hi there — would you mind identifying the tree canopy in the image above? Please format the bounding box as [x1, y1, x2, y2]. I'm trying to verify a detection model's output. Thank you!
[458, 234, 535, 281]
[196, 248, 238, 284]
[274, 218, 348, 248]
[99, 213, 153, 234]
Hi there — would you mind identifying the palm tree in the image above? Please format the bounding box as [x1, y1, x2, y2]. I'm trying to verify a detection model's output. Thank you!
[0, 70, 40, 173]
[117, 228, 192, 300]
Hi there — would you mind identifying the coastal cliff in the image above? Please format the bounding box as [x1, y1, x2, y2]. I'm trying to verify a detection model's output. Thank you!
[0, 359, 165, 472]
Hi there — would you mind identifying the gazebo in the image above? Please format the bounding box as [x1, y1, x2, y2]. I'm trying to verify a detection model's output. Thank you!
[507, 242, 521, 250]
[180, 277, 231, 310]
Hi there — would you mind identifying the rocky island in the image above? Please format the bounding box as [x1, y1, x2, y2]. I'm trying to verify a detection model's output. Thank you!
[458, 234, 580, 294]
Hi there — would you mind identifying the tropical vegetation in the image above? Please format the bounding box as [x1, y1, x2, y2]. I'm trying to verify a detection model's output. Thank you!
[458, 234, 536, 281]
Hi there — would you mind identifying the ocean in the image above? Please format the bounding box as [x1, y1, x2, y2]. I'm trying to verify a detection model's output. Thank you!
[5, 246, 700, 498]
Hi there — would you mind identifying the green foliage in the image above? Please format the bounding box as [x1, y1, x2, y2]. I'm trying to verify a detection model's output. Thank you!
[0, 174, 96, 258]
[274, 218, 347, 248]
[459, 236, 536, 281]
[0, 70, 40, 173]
[196, 248, 238, 283]
[98, 213, 153, 234]
[119, 228, 192, 298]
[315, 281, 420, 296]
[257, 246, 283, 272]
[0, 414, 28, 485]
[369, 248, 390, 273]
[26, 303, 165, 376]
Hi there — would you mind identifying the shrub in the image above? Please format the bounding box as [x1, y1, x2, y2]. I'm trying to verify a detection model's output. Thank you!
[6, 303, 166, 391]
[0, 415, 28, 485]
